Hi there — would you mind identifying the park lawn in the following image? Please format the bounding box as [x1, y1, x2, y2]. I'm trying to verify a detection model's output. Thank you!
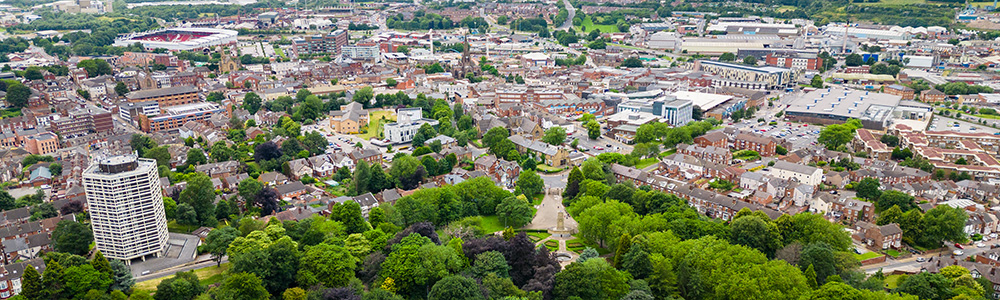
[576, 16, 620, 33]
[525, 231, 552, 241]
[134, 263, 231, 292]
[479, 215, 507, 233]
[854, 251, 883, 261]
[167, 220, 198, 234]
[635, 157, 659, 169]
[532, 194, 543, 205]
[358, 110, 396, 140]
[566, 238, 611, 255]
[660, 148, 677, 157]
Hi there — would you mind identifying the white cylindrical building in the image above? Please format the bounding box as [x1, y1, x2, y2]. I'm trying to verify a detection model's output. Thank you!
[83, 155, 168, 261]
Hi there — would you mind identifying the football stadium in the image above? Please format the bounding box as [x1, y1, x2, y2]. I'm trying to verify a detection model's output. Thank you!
[113, 28, 238, 51]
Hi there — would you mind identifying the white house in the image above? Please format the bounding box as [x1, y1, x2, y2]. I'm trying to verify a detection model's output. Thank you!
[767, 161, 823, 186]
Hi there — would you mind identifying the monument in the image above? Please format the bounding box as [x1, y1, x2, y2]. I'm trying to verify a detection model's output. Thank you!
[548, 211, 574, 238]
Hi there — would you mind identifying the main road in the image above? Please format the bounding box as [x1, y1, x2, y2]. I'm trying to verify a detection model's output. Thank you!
[556, 0, 575, 31]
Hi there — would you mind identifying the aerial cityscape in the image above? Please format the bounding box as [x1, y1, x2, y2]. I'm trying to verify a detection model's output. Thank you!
[1, 0, 1000, 298]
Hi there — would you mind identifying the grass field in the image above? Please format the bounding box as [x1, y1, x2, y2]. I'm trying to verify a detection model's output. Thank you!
[358, 110, 396, 140]
[566, 238, 611, 255]
[885, 274, 905, 289]
[525, 231, 552, 241]
[479, 215, 506, 233]
[576, 16, 620, 34]
[274, 46, 287, 60]
[544, 240, 559, 252]
[886, 249, 901, 258]
[134, 263, 231, 292]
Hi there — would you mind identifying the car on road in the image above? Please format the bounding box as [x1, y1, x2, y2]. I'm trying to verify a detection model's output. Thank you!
[916, 257, 926, 262]
[977, 242, 987, 248]
[955, 243, 965, 249]
[594, 146, 603, 150]
[954, 250, 965, 256]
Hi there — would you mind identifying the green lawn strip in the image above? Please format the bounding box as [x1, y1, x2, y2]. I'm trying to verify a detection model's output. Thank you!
[885, 274, 905, 289]
[635, 157, 659, 169]
[854, 251, 883, 261]
[575, 16, 620, 33]
[167, 220, 198, 234]
[886, 249, 901, 258]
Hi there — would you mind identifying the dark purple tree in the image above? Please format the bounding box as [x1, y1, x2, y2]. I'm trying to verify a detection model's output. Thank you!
[321, 287, 361, 300]
[504, 233, 537, 287]
[255, 187, 279, 215]
[253, 141, 282, 162]
[357, 252, 385, 284]
[59, 200, 84, 215]
[384, 222, 440, 252]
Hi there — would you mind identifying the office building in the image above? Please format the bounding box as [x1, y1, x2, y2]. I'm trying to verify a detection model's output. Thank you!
[52, 105, 114, 137]
[615, 95, 694, 126]
[84, 155, 168, 261]
[341, 45, 379, 60]
[765, 52, 824, 70]
[22, 132, 58, 155]
[138, 102, 225, 133]
[662, 98, 693, 126]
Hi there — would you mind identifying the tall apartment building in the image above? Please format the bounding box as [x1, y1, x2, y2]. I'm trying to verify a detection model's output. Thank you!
[125, 85, 198, 108]
[697, 60, 797, 90]
[292, 29, 349, 55]
[83, 155, 168, 261]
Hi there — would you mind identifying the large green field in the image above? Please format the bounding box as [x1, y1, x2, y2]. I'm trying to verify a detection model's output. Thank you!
[576, 16, 620, 34]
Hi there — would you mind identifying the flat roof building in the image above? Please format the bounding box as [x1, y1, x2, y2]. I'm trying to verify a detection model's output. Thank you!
[785, 87, 902, 129]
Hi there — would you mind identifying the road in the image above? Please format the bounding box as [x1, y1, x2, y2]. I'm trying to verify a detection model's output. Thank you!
[863, 244, 991, 274]
[556, 0, 575, 31]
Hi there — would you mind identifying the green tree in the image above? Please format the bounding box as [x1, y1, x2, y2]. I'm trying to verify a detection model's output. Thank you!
[577, 201, 635, 248]
[354, 86, 375, 106]
[743, 56, 758, 65]
[811, 75, 824, 88]
[876, 190, 917, 212]
[919, 205, 968, 248]
[52, 220, 93, 256]
[471, 251, 510, 279]
[621, 57, 643, 68]
[895, 272, 955, 300]
[179, 174, 217, 226]
[514, 170, 544, 197]
[720, 52, 736, 62]
[554, 258, 631, 300]
[186, 148, 207, 166]
[877, 205, 904, 226]
[216, 272, 270, 300]
[428, 275, 485, 300]
[203, 226, 240, 267]
[115, 82, 129, 97]
[297, 243, 358, 287]
[329, 200, 371, 234]
[238, 178, 263, 205]
[496, 195, 534, 228]
[20, 263, 42, 299]
[63, 264, 112, 299]
[613, 233, 632, 268]
[144, 146, 170, 167]
[585, 120, 601, 139]
[92, 251, 111, 274]
[5, 83, 30, 108]
[731, 215, 783, 258]
[243, 92, 262, 114]
[354, 160, 372, 195]
[109, 260, 134, 292]
[845, 54, 863, 66]
[154, 271, 203, 300]
[543, 126, 567, 145]
[855, 177, 882, 200]
[818, 123, 858, 150]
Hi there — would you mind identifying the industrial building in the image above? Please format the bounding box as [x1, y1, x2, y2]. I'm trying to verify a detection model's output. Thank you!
[84, 155, 168, 261]
[785, 87, 903, 129]
[697, 60, 797, 90]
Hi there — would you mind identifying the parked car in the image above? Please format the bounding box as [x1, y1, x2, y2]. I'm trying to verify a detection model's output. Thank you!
[955, 243, 965, 249]
[916, 257, 926, 262]
[953, 250, 965, 256]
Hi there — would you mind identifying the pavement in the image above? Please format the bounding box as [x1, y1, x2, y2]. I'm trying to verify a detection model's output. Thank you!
[524, 188, 577, 231]
[540, 173, 568, 189]
[130, 232, 201, 278]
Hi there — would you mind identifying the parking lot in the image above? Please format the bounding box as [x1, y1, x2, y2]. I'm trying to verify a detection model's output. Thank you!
[732, 118, 823, 151]
[567, 123, 632, 156]
[929, 115, 1000, 135]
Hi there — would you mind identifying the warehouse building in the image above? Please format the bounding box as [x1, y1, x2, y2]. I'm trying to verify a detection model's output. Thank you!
[785, 87, 903, 129]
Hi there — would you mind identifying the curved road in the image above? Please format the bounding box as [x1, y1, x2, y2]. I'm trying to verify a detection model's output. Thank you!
[557, 0, 575, 31]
